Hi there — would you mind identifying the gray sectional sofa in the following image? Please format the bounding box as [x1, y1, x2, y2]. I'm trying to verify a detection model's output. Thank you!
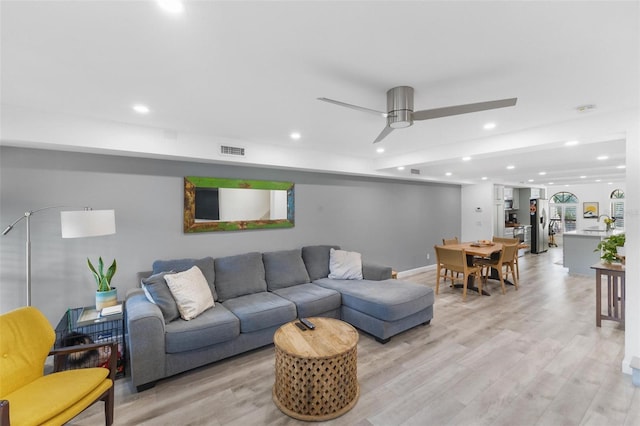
[125, 245, 434, 391]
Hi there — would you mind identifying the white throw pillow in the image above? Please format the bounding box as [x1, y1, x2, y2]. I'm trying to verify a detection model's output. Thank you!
[328, 248, 363, 280]
[164, 266, 214, 320]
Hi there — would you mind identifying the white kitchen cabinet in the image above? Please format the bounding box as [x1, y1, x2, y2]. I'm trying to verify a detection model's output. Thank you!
[503, 187, 513, 200]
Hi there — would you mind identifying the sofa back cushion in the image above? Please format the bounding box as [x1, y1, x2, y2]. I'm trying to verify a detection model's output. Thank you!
[263, 249, 311, 290]
[301, 245, 340, 281]
[152, 257, 217, 301]
[214, 252, 267, 302]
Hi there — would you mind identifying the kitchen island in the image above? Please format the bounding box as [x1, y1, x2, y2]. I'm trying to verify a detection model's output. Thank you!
[563, 228, 624, 275]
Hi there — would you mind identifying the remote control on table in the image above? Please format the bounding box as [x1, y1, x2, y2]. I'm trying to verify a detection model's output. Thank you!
[299, 318, 315, 330]
[295, 321, 307, 331]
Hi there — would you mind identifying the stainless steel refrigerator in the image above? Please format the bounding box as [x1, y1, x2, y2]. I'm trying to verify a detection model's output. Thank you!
[530, 198, 549, 254]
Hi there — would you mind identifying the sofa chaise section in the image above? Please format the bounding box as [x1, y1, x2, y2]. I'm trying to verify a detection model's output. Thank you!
[314, 277, 434, 343]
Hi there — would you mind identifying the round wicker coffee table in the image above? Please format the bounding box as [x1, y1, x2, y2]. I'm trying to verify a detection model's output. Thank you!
[272, 317, 359, 421]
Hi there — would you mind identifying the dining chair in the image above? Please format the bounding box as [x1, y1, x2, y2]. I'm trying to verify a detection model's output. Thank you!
[441, 237, 460, 283]
[492, 236, 521, 279]
[434, 245, 483, 301]
[475, 242, 519, 294]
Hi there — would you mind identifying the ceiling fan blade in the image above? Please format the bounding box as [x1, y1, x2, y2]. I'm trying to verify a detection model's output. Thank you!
[317, 97, 388, 117]
[373, 126, 394, 144]
[412, 97, 518, 121]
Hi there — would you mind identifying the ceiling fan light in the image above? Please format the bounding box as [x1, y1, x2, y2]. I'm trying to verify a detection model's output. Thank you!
[390, 120, 411, 129]
[387, 108, 412, 128]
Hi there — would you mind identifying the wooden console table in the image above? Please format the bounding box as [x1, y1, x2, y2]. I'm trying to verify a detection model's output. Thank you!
[591, 262, 625, 327]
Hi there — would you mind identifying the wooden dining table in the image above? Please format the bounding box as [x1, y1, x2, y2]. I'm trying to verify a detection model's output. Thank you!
[440, 241, 506, 296]
[446, 241, 503, 258]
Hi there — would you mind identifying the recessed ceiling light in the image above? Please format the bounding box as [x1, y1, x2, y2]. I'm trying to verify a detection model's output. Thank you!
[483, 122, 496, 130]
[462, 156, 472, 161]
[548, 182, 554, 185]
[290, 132, 301, 140]
[597, 155, 609, 160]
[528, 179, 534, 182]
[595, 179, 602, 182]
[445, 172, 452, 176]
[607, 182, 613, 185]
[506, 165, 515, 170]
[132, 104, 150, 114]
[580, 175, 587, 179]
[376, 147, 385, 154]
[481, 176, 488, 180]
[157, 0, 184, 14]
[565, 140, 579, 146]
[617, 165, 626, 169]
[397, 166, 405, 171]
[538, 171, 546, 176]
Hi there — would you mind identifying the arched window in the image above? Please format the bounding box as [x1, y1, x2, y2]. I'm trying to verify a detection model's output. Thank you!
[610, 189, 625, 228]
[550, 191, 578, 233]
[551, 192, 579, 204]
[610, 189, 625, 199]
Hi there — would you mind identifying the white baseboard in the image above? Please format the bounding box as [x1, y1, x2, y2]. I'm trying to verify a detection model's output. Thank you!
[396, 264, 436, 279]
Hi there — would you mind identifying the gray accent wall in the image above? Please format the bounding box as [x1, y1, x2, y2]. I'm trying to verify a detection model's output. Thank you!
[0, 147, 461, 324]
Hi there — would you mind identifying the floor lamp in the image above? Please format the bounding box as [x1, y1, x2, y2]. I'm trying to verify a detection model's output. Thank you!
[2, 207, 116, 306]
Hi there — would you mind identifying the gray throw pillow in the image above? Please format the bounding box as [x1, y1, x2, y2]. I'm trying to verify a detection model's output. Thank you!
[263, 249, 311, 290]
[152, 257, 217, 301]
[214, 252, 267, 302]
[302, 245, 340, 281]
[141, 271, 180, 324]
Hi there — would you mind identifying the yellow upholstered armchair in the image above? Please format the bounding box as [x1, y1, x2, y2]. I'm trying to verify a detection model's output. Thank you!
[0, 306, 116, 426]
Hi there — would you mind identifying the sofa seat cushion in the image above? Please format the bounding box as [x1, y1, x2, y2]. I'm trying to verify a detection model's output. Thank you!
[3, 368, 111, 426]
[314, 278, 434, 322]
[214, 252, 267, 302]
[165, 304, 239, 353]
[271, 283, 341, 318]
[222, 292, 296, 333]
[263, 249, 311, 290]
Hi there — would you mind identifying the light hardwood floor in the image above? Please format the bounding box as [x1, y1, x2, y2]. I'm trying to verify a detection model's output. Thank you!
[71, 246, 638, 425]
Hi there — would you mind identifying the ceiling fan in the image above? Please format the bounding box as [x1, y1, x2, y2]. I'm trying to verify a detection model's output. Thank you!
[318, 86, 517, 144]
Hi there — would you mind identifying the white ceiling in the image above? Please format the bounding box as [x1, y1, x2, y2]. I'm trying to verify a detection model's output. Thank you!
[1, 1, 638, 187]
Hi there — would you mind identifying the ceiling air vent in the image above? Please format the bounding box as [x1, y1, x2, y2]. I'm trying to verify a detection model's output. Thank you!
[220, 145, 245, 157]
[410, 168, 421, 175]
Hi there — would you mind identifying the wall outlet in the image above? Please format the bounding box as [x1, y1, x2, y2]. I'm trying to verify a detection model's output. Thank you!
[426, 253, 430, 260]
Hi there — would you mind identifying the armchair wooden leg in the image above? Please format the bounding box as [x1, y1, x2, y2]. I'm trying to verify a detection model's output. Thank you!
[101, 386, 114, 426]
[1, 400, 10, 426]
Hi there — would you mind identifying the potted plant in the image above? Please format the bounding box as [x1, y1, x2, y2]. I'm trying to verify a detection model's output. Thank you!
[594, 233, 625, 264]
[88, 257, 118, 310]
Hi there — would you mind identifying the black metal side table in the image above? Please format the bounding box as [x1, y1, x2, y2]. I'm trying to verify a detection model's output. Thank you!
[54, 305, 126, 378]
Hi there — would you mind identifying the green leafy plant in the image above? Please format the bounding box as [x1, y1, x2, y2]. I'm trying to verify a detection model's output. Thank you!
[594, 233, 625, 263]
[87, 257, 117, 292]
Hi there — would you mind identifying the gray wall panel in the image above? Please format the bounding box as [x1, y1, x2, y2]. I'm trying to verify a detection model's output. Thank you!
[0, 147, 461, 323]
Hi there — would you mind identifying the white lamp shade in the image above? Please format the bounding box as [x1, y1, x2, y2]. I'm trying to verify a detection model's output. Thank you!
[60, 209, 116, 238]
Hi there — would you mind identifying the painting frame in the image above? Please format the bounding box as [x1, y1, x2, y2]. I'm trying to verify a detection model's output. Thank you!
[583, 202, 599, 219]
